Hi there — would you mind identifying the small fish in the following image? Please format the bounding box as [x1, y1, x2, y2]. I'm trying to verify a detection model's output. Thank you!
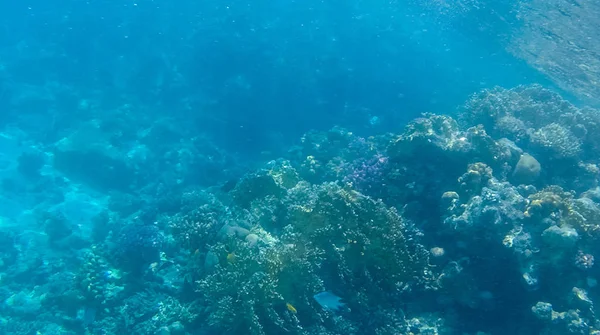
[286, 302, 297, 314]
[368, 115, 381, 126]
[313, 291, 346, 312]
[226, 252, 236, 263]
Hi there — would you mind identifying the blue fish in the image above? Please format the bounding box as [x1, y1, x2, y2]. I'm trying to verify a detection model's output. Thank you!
[313, 291, 345, 311]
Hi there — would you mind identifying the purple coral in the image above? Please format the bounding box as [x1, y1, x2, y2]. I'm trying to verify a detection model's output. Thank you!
[343, 154, 389, 195]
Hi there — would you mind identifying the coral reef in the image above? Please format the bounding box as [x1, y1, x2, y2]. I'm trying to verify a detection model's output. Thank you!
[195, 172, 433, 334]
[4, 84, 600, 334]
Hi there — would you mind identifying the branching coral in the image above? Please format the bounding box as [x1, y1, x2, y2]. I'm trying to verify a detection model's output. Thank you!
[284, 182, 432, 292]
[530, 123, 582, 160]
[195, 179, 433, 334]
[168, 205, 223, 252]
[230, 159, 299, 209]
[197, 238, 324, 335]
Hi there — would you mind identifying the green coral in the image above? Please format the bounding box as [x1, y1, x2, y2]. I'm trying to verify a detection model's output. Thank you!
[524, 186, 573, 220]
[563, 197, 600, 238]
[267, 159, 300, 189]
[197, 238, 323, 335]
[388, 114, 470, 161]
[458, 162, 493, 197]
[197, 180, 432, 334]
[284, 182, 431, 291]
[231, 160, 298, 209]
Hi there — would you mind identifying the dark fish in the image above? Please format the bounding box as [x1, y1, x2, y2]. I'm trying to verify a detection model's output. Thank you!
[221, 179, 238, 193]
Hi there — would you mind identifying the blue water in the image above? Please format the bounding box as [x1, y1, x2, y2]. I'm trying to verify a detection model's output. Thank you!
[0, 1, 556, 152]
[1, 1, 599, 334]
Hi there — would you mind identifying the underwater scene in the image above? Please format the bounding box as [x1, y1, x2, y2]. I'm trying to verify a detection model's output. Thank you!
[1, 0, 600, 334]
